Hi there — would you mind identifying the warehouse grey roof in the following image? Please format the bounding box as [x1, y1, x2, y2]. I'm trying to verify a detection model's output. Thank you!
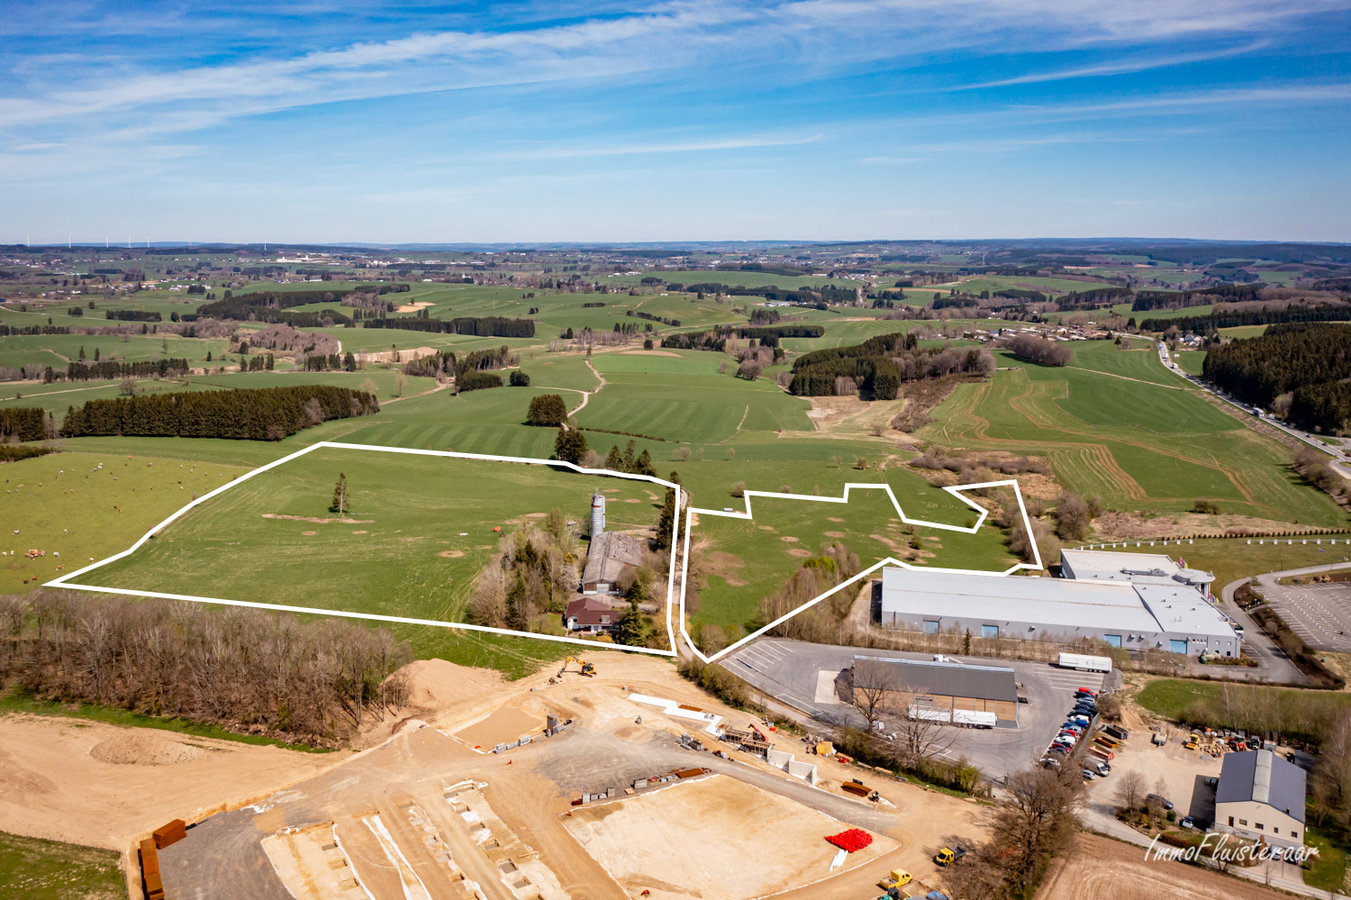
[1060, 548, 1214, 588]
[852, 655, 1017, 703]
[880, 567, 1236, 641]
[1216, 749, 1306, 824]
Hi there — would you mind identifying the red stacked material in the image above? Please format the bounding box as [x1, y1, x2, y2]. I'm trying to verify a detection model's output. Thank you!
[825, 829, 873, 853]
[153, 819, 187, 850]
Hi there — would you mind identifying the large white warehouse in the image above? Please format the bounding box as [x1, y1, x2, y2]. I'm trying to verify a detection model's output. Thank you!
[878, 557, 1240, 658]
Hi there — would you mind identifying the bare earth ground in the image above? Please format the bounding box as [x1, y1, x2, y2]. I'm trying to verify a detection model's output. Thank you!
[0, 715, 345, 850]
[1037, 833, 1289, 900]
[1092, 510, 1337, 541]
[2, 652, 997, 900]
[564, 773, 896, 899]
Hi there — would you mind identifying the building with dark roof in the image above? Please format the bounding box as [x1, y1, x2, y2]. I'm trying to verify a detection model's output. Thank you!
[564, 596, 615, 634]
[851, 655, 1019, 726]
[1216, 749, 1306, 850]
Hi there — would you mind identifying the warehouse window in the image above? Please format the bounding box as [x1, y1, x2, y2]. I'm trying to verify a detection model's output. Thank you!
[1103, 634, 1122, 648]
[922, 620, 940, 634]
[981, 624, 999, 639]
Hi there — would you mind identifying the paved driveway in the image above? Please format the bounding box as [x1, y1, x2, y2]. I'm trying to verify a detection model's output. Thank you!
[721, 638, 1105, 781]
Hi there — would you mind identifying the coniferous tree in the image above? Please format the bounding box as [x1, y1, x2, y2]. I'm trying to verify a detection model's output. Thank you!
[613, 597, 645, 646]
[605, 444, 624, 471]
[554, 425, 588, 464]
[330, 473, 348, 514]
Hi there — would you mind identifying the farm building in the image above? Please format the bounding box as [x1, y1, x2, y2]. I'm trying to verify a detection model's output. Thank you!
[581, 531, 647, 595]
[877, 566, 1240, 658]
[564, 596, 615, 634]
[851, 655, 1019, 726]
[1215, 749, 1306, 851]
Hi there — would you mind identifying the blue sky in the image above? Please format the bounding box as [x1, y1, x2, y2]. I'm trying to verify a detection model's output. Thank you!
[2, 0, 1350, 243]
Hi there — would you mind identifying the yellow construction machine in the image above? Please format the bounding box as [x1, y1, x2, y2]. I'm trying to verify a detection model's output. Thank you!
[558, 656, 596, 677]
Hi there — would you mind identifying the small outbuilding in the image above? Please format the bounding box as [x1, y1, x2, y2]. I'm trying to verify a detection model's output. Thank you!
[851, 655, 1019, 726]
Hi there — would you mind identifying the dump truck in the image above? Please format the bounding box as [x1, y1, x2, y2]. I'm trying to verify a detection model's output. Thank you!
[934, 845, 968, 866]
[878, 868, 913, 890]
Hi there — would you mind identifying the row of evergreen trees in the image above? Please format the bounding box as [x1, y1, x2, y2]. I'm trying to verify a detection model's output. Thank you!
[789, 332, 920, 399]
[65, 358, 189, 381]
[0, 407, 45, 442]
[1139, 302, 1351, 333]
[1203, 323, 1351, 433]
[362, 316, 535, 337]
[60, 385, 379, 440]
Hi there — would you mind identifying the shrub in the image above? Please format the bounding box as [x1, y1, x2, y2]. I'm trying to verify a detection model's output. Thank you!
[509, 370, 530, 387]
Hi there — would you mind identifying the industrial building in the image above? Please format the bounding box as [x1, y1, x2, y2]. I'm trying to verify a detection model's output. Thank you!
[850, 655, 1019, 726]
[1216, 749, 1306, 850]
[1059, 548, 1215, 599]
[877, 563, 1240, 658]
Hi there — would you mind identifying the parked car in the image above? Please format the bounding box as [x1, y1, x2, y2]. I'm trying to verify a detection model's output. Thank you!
[1076, 688, 1098, 697]
[1179, 816, 1195, 829]
[1068, 715, 1090, 726]
[1094, 761, 1110, 776]
[1082, 768, 1096, 780]
[1146, 793, 1174, 811]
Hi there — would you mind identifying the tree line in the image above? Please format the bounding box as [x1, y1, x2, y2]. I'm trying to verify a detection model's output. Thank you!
[0, 408, 46, 442]
[0, 590, 411, 746]
[1139, 301, 1351, 333]
[788, 332, 995, 399]
[1003, 333, 1073, 366]
[1203, 323, 1351, 432]
[105, 309, 163, 322]
[60, 384, 379, 440]
[363, 316, 535, 338]
[64, 358, 190, 381]
[1131, 283, 1262, 311]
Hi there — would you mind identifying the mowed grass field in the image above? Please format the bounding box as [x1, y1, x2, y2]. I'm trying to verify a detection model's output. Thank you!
[687, 477, 1018, 641]
[85, 447, 667, 668]
[0, 831, 125, 900]
[0, 451, 248, 593]
[922, 345, 1346, 526]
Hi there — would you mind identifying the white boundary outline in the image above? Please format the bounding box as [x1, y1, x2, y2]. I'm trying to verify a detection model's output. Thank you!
[45, 440, 683, 657]
[44, 441, 1038, 665]
[679, 479, 1042, 664]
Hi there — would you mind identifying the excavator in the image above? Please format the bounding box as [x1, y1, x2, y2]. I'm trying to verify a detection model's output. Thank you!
[557, 656, 596, 678]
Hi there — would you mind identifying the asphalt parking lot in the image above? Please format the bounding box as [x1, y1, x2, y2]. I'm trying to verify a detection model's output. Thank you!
[1260, 580, 1351, 652]
[722, 638, 1107, 781]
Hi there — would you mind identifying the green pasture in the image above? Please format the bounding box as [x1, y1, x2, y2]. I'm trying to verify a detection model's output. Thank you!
[84, 447, 665, 669]
[1066, 340, 1177, 386]
[0, 451, 249, 594]
[1173, 350, 1207, 375]
[607, 269, 862, 291]
[936, 274, 1120, 295]
[922, 352, 1347, 526]
[687, 474, 1018, 642]
[0, 831, 125, 900]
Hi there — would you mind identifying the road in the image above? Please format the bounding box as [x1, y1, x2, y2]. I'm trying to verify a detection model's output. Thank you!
[1158, 342, 1351, 479]
[1217, 577, 1309, 684]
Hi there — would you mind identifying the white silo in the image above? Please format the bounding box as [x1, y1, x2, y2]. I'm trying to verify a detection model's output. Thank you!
[591, 490, 606, 536]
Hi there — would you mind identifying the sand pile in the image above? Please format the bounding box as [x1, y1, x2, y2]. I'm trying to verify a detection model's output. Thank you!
[399, 658, 508, 713]
[90, 733, 207, 766]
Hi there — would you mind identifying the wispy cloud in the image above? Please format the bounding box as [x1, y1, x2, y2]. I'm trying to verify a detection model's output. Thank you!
[964, 41, 1272, 89]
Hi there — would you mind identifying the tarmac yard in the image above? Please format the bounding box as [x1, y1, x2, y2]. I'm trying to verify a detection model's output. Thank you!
[564, 773, 896, 899]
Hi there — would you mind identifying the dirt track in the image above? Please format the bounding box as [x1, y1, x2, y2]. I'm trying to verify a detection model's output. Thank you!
[1037, 833, 1291, 900]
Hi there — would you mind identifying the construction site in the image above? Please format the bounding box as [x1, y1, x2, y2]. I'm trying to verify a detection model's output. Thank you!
[0, 651, 994, 900]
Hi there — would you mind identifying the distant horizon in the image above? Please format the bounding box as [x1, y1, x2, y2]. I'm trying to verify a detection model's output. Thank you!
[9, 236, 1351, 252]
